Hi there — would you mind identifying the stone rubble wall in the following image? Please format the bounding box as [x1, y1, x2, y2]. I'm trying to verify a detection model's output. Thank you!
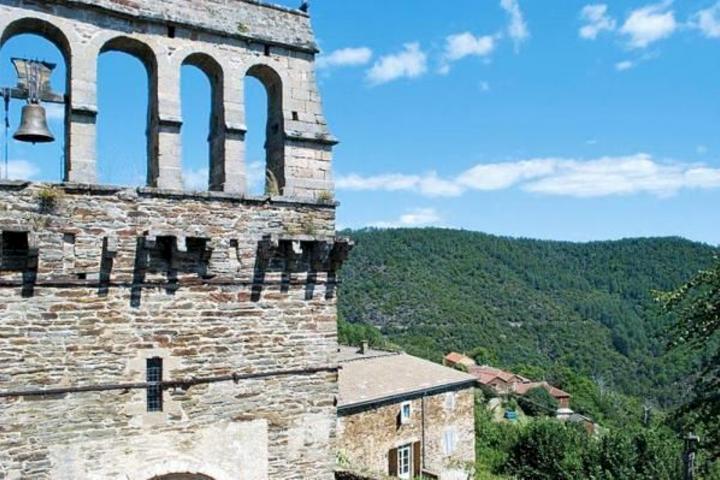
[337, 388, 476, 480]
[0, 182, 340, 480]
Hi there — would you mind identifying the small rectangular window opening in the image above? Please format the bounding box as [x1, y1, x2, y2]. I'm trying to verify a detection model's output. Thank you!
[167, 25, 176, 38]
[146, 357, 163, 412]
[445, 391, 456, 410]
[292, 111, 299, 121]
[1, 231, 30, 270]
[400, 401, 412, 424]
[264, 44, 271, 56]
[444, 429, 458, 455]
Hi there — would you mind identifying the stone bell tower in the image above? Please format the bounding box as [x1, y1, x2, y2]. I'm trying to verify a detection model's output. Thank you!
[0, 1, 347, 479]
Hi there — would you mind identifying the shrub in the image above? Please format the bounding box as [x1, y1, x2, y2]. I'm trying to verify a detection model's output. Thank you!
[518, 387, 559, 417]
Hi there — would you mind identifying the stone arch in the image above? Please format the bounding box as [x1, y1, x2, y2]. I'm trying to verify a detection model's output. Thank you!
[98, 36, 159, 186]
[0, 17, 72, 179]
[246, 63, 285, 195]
[182, 52, 225, 191]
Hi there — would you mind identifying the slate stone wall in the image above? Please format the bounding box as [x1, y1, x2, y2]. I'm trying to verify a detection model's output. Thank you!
[0, 182, 342, 479]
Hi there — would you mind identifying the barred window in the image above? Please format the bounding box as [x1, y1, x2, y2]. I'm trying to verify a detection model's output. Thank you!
[146, 357, 163, 412]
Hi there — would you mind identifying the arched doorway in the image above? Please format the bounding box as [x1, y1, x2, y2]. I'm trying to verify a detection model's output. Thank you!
[150, 474, 215, 480]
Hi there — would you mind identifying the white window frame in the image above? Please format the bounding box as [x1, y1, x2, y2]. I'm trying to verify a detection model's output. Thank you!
[400, 401, 412, 424]
[443, 428, 458, 456]
[397, 443, 412, 479]
[445, 391, 456, 410]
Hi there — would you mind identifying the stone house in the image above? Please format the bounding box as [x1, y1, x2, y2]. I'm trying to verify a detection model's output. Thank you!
[0, 1, 348, 479]
[337, 346, 477, 480]
[442, 352, 476, 371]
[445, 353, 573, 411]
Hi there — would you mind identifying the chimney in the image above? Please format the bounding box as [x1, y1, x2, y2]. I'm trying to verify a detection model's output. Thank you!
[360, 341, 369, 354]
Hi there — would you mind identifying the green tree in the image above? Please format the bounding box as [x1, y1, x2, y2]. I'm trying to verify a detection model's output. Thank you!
[659, 259, 720, 459]
[505, 420, 589, 480]
[518, 387, 559, 417]
[469, 346, 498, 366]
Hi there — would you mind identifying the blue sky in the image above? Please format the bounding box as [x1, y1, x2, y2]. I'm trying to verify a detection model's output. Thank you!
[1, 1, 719, 244]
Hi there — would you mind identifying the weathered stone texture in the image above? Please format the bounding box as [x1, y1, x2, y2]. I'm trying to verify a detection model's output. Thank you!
[0, 0, 335, 197]
[0, 183, 340, 479]
[337, 389, 476, 480]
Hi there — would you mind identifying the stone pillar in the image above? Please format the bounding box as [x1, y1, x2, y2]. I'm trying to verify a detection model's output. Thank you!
[221, 74, 247, 195]
[65, 45, 98, 184]
[154, 56, 183, 190]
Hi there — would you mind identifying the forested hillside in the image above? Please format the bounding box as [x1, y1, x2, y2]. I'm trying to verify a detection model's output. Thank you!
[337, 228, 718, 408]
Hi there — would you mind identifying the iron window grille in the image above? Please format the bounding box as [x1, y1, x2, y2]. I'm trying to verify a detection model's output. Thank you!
[146, 357, 163, 412]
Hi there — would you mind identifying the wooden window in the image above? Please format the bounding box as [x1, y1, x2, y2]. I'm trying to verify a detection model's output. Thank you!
[146, 357, 163, 412]
[390, 442, 422, 478]
[397, 444, 411, 479]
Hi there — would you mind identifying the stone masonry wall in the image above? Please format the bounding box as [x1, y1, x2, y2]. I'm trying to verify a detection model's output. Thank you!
[0, 182, 342, 480]
[337, 388, 476, 480]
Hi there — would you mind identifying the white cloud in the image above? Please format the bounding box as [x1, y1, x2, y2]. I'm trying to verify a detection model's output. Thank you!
[4, 160, 39, 180]
[371, 208, 442, 229]
[458, 159, 556, 191]
[439, 32, 496, 74]
[183, 167, 208, 191]
[479, 81, 491, 92]
[246, 160, 266, 193]
[620, 1, 677, 49]
[444, 33, 496, 62]
[500, 0, 530, 50]
[615, 60, 635, 71]
[184, 160, 266, 193]
[523, 154, 720, 197]
[337, 154, 720, 199]
[366, 43, 427, 85]
[693, 2, 720, 38]
[336, 172, 463, 198]
[579, 4, 617, 39]
[316, 47, 373, 69]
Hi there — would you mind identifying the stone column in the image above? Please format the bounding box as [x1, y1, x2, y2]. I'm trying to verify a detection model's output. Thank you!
[154, 55, 183, 190]
[221, 74, 247, 195]
[65, 44, 98, 184]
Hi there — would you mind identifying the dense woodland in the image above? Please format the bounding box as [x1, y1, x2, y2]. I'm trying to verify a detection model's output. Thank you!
[338, 228, 717, 408]
[337, 228, 720, 478]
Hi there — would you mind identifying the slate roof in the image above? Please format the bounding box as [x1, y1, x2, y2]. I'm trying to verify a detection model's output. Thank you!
[338, 346, 477, 408]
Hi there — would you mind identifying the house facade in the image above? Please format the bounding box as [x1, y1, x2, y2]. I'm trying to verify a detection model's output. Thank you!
[337, 347, 476, 480]
[0, 1, 346, 479]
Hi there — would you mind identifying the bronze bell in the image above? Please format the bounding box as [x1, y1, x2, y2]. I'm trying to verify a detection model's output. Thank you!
[13, 103, 55, 144]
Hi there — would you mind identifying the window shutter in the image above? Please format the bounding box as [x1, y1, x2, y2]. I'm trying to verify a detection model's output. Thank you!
[388, 447, 398, 476]
[413, 441, 422, 477]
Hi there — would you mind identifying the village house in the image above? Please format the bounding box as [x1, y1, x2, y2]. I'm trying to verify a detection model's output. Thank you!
[337, 345, 477, 480]
[444, 353, 572, 411]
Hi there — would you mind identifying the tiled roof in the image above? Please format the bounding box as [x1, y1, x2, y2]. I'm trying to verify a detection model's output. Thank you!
[338, 346, 477, 408]
[513, 381, 571, 399]
[468, 365, 528, 384]
[444, 352, 475, 366]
